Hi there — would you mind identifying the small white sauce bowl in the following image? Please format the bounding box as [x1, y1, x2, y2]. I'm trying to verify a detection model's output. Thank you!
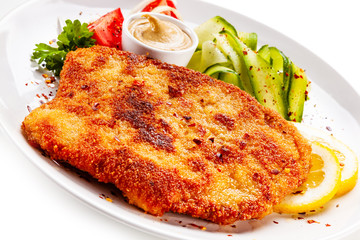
[122, 12, 198, 67]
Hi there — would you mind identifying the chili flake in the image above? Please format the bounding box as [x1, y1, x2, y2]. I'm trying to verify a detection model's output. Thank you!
[307, 220, 320, 224]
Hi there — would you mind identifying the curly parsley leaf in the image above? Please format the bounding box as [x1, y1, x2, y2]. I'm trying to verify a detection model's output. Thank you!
[31, 19, 95, 76]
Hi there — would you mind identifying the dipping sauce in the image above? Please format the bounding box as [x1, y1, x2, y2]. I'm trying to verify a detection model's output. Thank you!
[128, 14, 192, 51]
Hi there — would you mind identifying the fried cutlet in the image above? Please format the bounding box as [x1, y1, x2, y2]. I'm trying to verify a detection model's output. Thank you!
[22, 46, 311, 224]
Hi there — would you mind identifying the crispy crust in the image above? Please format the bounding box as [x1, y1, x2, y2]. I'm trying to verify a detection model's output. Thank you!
[22, 46, 311, 224]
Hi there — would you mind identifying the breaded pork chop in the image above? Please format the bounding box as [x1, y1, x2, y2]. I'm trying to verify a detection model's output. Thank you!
[22, 46, 311, 224]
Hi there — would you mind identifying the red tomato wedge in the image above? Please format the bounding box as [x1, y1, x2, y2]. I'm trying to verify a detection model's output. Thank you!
[141, 0, 178, 19]
[88, 8, 124, 49]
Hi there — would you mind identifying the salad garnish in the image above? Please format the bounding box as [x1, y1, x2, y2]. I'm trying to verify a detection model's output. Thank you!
[31, 19, 96, 76]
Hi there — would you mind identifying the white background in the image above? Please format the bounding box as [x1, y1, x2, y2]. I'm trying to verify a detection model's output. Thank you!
[1, 0, 359, 239]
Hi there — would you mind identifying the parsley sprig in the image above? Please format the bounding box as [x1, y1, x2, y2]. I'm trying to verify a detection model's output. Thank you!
[32, 19, 96, 76]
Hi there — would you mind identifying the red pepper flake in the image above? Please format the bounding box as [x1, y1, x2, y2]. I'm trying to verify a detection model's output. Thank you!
[326, 126, 332, 131]
[336, 204, 340, 208]
[294, 73, 300, 79]
[307, 220, 320, 224]
[188, 123, 196, 127]
[271, 169, 280, 175]
[227, 235, 232, 237]
[188, 223, 206, 230]
[249, 66, 253, 70]
[285, 72, 289, 77]
[27, 105, 32, 113]
[243, 51, 248, 55]
[193, 139, 202, 145]
[45, 76, 56, 84]
[298, 217, 304, 220]
[325, 224, 331, 227]
[41, 93, 49, 100]
[273, 221, 279, 224]
[99, 193, 113, 203]
[231, 225, 236, 228]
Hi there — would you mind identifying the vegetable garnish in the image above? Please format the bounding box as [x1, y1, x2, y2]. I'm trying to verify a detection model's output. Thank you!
[274, 123, 358, 214]
[32, 19, 95, 76]
[188, 16, 310, 122]
[131, 0, 182, 20]
[88, 8, 124, 50]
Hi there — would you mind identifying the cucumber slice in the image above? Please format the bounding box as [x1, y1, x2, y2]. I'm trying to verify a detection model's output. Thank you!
[258, 46, 288, 74]
[214, 33, 241, 73]
[195, 16, 238, 50]
[269, 47, 285, 72]
[217, 32, 254, 96]
[237, 31, 258, 51]
[219, 72, 241, 87]
[282, 56, 292, 96]
[201, 40, 229, 72]
[204, 64, 242, 88]
[222, 30, 287, 118]
[258, 46, 293, 117]
[187, 41, 229, 72]
[258, 45, 271, 62]
[287, 63, 309, 122]
[187, 50, 202, 71]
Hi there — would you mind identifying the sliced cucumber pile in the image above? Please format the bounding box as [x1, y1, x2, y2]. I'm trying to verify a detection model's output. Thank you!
[188, 16, 310, 122]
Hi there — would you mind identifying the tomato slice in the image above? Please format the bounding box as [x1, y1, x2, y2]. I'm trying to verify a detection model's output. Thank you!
[141, 0, 178, 19]
[88, 8, 124, 49]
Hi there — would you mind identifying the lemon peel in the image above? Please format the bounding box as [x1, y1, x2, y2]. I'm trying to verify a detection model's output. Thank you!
[294, 123, 358, 197]
[274, 142, 341, 214]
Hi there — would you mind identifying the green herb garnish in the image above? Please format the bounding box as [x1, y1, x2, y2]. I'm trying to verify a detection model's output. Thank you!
[32, 19, 96, 76]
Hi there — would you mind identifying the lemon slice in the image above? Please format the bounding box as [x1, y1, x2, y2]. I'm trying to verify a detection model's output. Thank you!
[274, 141, 341, 214]
[293, 123, 358, 197]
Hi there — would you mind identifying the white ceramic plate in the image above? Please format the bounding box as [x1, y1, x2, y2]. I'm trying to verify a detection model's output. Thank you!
[1, 0, 360, 239]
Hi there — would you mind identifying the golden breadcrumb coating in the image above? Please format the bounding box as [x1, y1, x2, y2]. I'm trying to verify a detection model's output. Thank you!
[22, 46, 311, 224]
